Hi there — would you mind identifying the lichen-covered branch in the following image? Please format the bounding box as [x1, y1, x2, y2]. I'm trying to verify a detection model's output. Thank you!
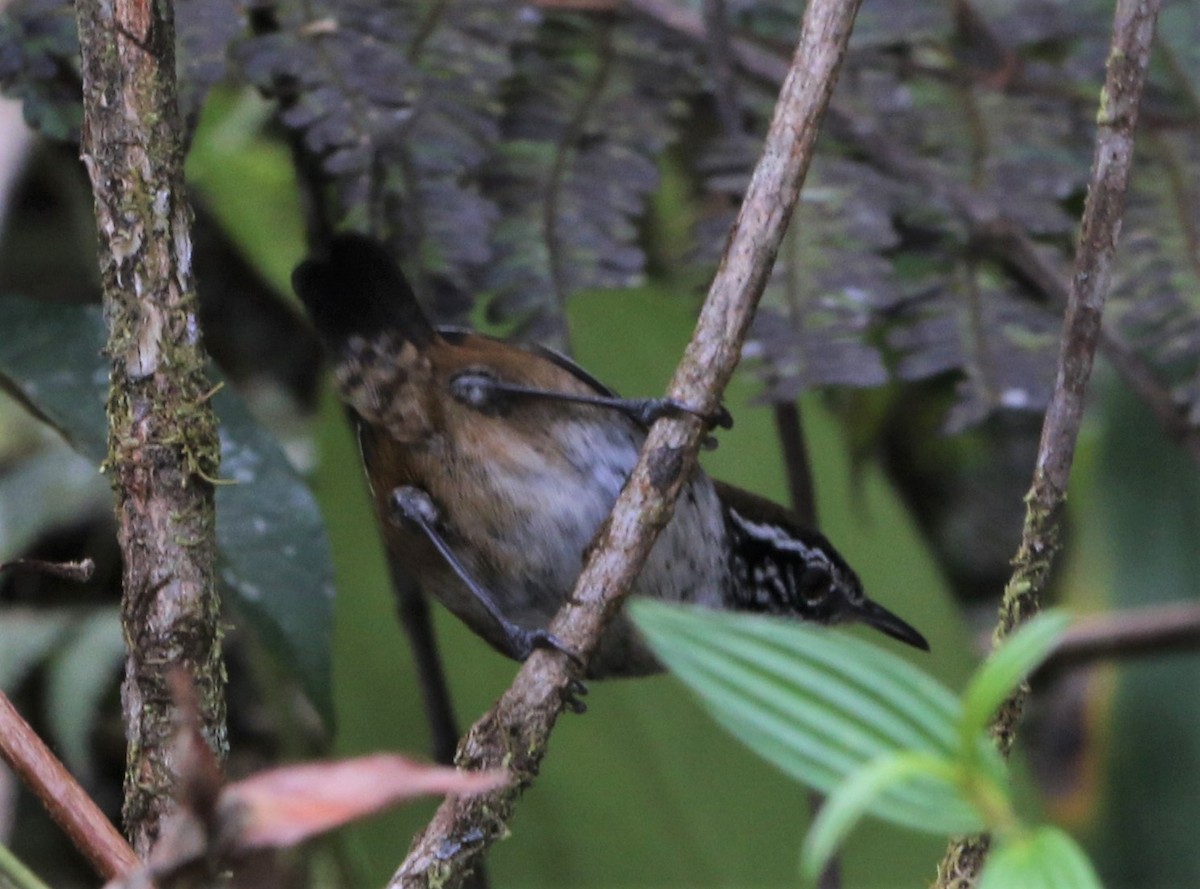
[934, 1, 1162, 885]
[74, 0, 226, 856]
[389, 0, 864, 885]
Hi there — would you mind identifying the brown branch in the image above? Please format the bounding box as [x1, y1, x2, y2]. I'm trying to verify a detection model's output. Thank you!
[0, 689, 140, 880]
[0, 558, 95, 583]
[389, 0, 864, 885]
[935, 1, 1162, 886]
[75, 0, 227, 856]
[1035, 602, 1200, 679]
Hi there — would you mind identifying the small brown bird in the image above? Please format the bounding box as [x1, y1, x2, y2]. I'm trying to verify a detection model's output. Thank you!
[294, 235, 927, 678]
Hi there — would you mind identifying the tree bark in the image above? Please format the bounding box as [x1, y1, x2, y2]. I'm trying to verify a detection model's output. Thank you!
[74, 0, 226, 856]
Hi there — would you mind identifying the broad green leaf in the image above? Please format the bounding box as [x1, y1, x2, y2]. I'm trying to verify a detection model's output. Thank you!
[0, 299, 108, 458]
[978, 826, 1103, 889]
[801, 751, 963, 879]
[46, 609, 124, 781]
[0, 610, 72, 692]
[0, 445, 109, 564]
[631, 600, 979, 833]
[212, 389, 335, 724]
[959, 611, 1070, 755]
[0, 296, 335, 724]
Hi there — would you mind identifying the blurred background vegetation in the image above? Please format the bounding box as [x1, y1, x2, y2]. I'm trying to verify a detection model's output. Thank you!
[1, 0, 1199, 886]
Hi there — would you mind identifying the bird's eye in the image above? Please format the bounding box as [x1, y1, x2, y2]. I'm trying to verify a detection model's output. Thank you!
[797, 565, 832, 604]
[450, 369, 501, 411]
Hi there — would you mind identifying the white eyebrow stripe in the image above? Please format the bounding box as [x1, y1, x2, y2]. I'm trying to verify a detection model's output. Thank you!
[726, 508, 831, 565]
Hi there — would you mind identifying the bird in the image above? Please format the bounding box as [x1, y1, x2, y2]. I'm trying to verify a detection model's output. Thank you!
[293, 234, 928, 679]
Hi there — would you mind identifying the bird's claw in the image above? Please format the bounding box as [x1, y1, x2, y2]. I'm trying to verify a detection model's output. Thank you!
[562, 678, 589, 714]
[632, 398, 732, 431]
[507, 625, 582, 669]
[632, 399, 733, 450]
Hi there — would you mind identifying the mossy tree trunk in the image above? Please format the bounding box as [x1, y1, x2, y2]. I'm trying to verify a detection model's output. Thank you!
[74, 0, 227, 856]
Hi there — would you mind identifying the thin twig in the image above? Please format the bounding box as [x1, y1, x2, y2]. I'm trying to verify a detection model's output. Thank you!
[934, 1, 1162, 886]
[0, 689, 139, 880]
[1036, 602, 1200, 680]
[0, 558, 95, 583]
[390, 0, 864, 885]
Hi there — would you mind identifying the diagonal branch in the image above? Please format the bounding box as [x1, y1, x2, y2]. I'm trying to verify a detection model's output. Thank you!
[934, 1, 1162, 886]
[0, 689, 140, 880]
[389, 0, 865, 885]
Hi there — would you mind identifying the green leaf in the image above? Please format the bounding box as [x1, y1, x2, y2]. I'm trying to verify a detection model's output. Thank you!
[959, 610, 1070, 755]
[45, 609, 124, 781]
[0, 840, 53, 889]
[0, 296, 336, 724]
[212, 389, 335, 724]
[0, 445, 109, 563]
[630, 600, 980, 833]
[0, 299, 109, 459]
[978, 826, 1103, 889]
[0, 610, 72, 692]
[801, 751, 960, 879]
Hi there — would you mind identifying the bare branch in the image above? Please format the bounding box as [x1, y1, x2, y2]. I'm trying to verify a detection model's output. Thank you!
[1036, 602, 1200, 679]
[0, 558, 95, 583]
[74, 0, 226, 855]
[935, 1, 1162, 885]
[0, 689, 139, 880]
[390, 0, 865, 885]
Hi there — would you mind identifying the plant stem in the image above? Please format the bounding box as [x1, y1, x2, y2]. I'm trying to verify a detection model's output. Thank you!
[933, 0, 1162, 884]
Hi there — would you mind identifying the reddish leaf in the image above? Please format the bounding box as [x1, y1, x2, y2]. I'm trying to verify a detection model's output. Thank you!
[218, 754, 507, 850]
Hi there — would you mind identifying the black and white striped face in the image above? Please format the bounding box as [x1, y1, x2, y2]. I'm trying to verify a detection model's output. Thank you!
[725, 506, 928, 650]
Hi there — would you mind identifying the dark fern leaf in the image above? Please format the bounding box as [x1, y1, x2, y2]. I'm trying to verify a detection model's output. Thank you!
[743, 157, 904, 395]
[0, 0, 245, 142]
[851, 0, 949, 48]
[888, 283, 1061, 434]
[691, 131, 760, 263]
[236, 0, 532, 322]
[0, 0, 80, 141]
[720, 0, 1197, 434]
[1108, 137, 1200, 420]
[177, 0, 245, 126]
[478, 13, 698, 349]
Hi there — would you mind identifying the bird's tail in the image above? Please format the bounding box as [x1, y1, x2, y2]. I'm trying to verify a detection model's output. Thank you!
[292, 234, 436, 355]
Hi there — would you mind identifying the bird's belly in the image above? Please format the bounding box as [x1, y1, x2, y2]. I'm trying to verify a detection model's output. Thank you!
[416, 416, 730, 674]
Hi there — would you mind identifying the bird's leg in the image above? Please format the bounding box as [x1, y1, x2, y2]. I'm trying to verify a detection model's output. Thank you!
[388, 485, 580, 666]
[385, 558, 461, 764]
[449, 370, 733, 440]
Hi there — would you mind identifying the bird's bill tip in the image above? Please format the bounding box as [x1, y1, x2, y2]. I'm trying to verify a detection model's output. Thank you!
[855, 599, 930, 651]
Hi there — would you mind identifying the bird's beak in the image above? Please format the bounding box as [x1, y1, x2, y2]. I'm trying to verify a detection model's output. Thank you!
[854, 599, 930, 651]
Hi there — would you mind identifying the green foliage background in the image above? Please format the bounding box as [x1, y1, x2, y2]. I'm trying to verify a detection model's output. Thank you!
[3, 1, 1200, 884]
